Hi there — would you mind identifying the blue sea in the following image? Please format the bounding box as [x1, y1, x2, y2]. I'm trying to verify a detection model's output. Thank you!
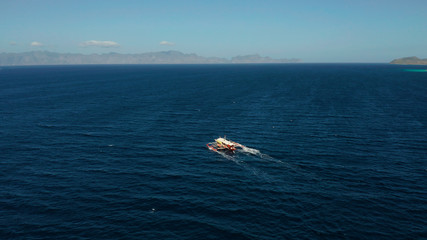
[0, 64, 426, 239]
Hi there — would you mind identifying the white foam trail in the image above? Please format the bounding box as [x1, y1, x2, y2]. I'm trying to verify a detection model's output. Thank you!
[238, 145, 274, 161]
[240, 145, 261, 155]
[216, 151, 235, 161]
[208, 142, 280, 182]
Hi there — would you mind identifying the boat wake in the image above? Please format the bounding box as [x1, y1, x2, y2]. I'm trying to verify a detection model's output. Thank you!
[213, 148, 235, 161]
[206, 137, 295, 185]
[237, 145, 273, 160]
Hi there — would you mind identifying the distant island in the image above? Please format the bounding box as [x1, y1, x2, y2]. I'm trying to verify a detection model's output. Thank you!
[0, 51, 301, 66]
[390, 56, 427, 65]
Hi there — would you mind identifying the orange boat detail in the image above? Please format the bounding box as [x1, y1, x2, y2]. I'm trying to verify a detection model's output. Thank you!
[207, 137, 243, 153]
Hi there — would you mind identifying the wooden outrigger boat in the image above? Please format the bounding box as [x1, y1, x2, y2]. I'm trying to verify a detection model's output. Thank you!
[206, 137, 244, 153]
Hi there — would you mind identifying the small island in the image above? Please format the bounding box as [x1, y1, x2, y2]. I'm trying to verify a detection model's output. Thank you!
[390, 56, 427, 65]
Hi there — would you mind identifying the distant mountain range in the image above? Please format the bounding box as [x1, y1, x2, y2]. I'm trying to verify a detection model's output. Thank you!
[390, 56, 427, 65]
[0, 51, 301, 66]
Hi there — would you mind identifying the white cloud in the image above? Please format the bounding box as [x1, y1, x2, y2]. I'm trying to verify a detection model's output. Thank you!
[160, 41, 175, 46]
[9, 41, 17, 46]
[30, 41, 43, 47]
[80, 40, 120, 48]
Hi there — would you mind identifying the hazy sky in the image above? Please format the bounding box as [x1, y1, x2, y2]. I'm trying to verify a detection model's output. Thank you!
[1, 0, 426, 62]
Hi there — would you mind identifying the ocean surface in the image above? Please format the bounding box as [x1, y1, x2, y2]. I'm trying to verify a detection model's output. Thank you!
[0, 64, 426, 239]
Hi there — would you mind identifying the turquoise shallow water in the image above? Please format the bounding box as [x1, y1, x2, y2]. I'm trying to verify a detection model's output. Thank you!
[0, 64, 426, 239]
[404, 69, 427, 72]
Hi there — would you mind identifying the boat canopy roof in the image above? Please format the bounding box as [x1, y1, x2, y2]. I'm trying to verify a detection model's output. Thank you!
[215, 137, 236, 146]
